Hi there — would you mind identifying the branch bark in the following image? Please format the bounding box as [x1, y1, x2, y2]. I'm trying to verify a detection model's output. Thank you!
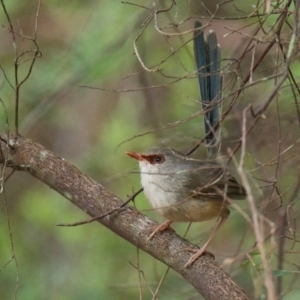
[0, 135, 249, 300]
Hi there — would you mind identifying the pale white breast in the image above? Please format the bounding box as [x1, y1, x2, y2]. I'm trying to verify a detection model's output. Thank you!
[139, 161, 177, 210]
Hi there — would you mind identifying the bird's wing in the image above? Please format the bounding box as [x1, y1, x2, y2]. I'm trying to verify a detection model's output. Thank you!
[186, 164, 246, 201]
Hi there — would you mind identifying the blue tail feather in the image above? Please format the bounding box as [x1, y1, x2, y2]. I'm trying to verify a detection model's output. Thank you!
[194, 22, 222, 158]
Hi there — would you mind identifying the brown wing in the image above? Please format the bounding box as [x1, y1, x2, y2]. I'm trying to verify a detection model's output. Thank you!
[216, 174, 246, 199]
[191, 167, 246, 201]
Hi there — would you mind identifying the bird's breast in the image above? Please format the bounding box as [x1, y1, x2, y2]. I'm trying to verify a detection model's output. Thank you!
[141, 173, 177, 209]
[140, 172, 228, 222]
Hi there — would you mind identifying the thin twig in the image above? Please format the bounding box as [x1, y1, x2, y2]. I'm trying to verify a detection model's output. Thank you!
[56, 188, 143, 227]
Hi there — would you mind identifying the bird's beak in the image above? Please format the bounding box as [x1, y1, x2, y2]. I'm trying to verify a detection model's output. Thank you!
[125, 151, 144, 161]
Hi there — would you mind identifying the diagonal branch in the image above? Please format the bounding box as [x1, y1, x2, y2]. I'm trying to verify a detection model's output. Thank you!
[0, 135, 249, 300]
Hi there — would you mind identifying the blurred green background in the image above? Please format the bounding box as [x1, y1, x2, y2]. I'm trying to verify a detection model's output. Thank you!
[1, 1, 300, 299]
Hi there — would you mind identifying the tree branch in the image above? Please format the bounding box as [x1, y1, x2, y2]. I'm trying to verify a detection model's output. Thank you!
[0, 135, 249, 300]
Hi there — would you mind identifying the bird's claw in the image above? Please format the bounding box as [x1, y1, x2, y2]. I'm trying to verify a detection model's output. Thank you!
[147, 220, 174, 241]
[184, 247, 215, 268]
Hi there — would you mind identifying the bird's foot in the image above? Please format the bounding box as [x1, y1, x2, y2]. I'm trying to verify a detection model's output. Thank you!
[147, 220, 174, 240]
[184, 247, 215, 268]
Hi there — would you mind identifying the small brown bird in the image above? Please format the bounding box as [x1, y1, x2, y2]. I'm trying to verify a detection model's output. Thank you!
[126, 148, 246, 267]
[126, 22, 246, 267]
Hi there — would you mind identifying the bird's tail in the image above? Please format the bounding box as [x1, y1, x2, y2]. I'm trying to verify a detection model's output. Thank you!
[193, 21, 222, 159]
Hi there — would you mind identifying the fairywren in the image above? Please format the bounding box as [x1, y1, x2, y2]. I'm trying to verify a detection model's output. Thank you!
[126, 148, 246, 267]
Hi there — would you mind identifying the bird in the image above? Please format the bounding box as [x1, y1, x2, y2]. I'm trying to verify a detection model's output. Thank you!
[126, 148, 246, 267]
[126, 22, 246, 268]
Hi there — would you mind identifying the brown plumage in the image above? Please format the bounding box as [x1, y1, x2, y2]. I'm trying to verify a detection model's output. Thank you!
[127, 148, 246, 267]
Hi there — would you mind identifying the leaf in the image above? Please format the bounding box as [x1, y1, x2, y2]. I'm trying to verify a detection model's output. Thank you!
[273, 270, 300, 277]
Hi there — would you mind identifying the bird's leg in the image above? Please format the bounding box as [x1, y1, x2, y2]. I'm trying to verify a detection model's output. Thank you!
[148, 220, 173, 240]
[184, 214, 228, 268]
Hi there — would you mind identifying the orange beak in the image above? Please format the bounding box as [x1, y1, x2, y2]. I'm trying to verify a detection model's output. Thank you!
[125, 151, 144, 161]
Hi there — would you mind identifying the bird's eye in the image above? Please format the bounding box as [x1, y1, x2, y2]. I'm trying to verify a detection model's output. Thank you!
[154, 155, 163, 163]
